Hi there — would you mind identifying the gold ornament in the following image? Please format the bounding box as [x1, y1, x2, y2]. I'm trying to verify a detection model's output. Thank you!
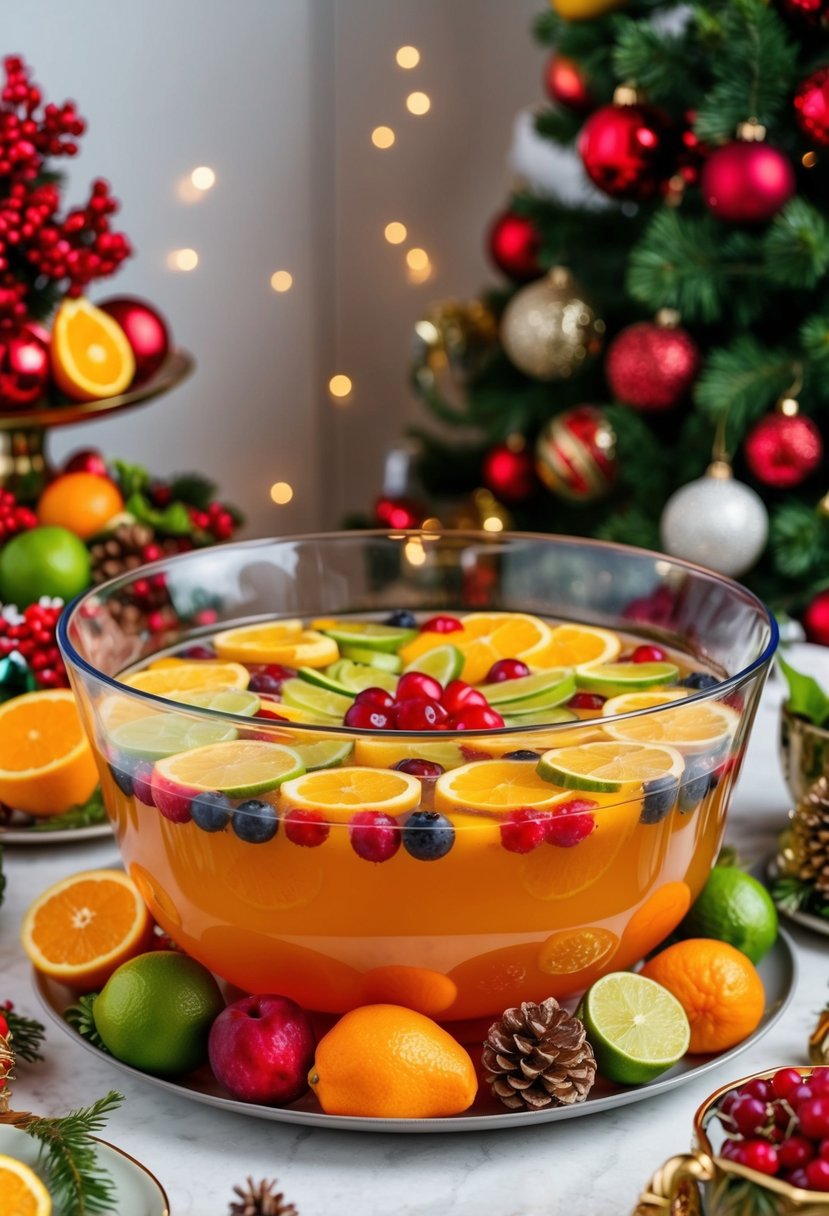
[500, 267, 604, 381]
[550, 0, 626, 22]
[445, 488, 513, 532]
[535, 405, 617, 502]
[412, 299, 498, 394]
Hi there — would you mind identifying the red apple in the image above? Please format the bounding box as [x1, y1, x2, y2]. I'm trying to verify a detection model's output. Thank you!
[208, 993, 315, 1105]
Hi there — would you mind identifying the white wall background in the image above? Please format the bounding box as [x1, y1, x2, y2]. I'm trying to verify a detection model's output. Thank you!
[4, 0, 541, 536]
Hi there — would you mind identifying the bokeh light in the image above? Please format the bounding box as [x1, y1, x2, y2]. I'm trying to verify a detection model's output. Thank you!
[371, 126, 396, 149]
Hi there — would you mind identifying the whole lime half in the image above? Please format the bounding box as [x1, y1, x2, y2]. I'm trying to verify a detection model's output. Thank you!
[676, 866, 778, 963]
[0, 525, 91, 607]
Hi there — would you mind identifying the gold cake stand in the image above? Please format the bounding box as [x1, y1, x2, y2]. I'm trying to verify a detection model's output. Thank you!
[0, 348, 195, 499]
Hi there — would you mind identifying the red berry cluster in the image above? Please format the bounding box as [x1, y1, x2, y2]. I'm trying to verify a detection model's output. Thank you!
[500, 798, 597, 852]
[0, 599, 68, 687]
[344, 672, 506, 733]
[188, 501, 238, 543]
[0, 56, 131, 321]
[0, 488, 35, 543]
[715, 1068, 829, 1190]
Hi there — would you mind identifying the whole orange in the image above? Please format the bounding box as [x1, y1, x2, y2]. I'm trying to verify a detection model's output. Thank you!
[308, 1003, 478, 1118]
[640, 937, 765, 1054]
[37, 472, 124, 540]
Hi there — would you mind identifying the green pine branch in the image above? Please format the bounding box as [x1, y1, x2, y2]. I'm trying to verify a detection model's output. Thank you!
[611, 17, 704, 106]
[4, 1009, 46, 1064]
[693, 337, 797, 435]
[764, 199, 829, 290]
[770, 503, 829, 580]
[534, 106, 584, 147]
[20, 1092, 123, 1216]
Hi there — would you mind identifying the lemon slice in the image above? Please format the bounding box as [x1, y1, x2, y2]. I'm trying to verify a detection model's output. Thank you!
[154, 739, 305, 798]
[434, 759, 574, 812]
[574, 661, 679, 697]
[216, 623, 338, 668]
[279, 766, 421, 814]
[403, 644, 464, 685]
[107, 714, 238, 760]
[122, 662, 250, 696]
[0, 1152, 52, 1215]
[478, 668, 575, 707]
[537, 741, 684, 792]
[280, 678, 352, 720]
[601, 690, 689, 716]
[603, 699, 739, 752]
[532, 623, 622, 669]
[578, 971, 690, 1084]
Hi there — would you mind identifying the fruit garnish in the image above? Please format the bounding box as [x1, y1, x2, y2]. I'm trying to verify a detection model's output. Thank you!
[538, 926, 618, 976]
[0, 689, 98, 816]
[399, 611, 555, 685]
[247, 664, 296, 694]
[208, 994, 315, 1104]
[434, 759, 574, 813]
[537, 740, 684, 793]
[232, 798, 279, 844]
[300, 661, 398, 696]
[602, 697, 737, 752]
[214, 621, 337, 668]
[500, 808, 551, 853]
[639, 773, 680, 823]
[51, 296, 136, 400]
[21, 869, 154, 991]
[546, 798, 597, 847]
[532, 623, 622, 669]
[384, 610, 417, 629]
[153, 739, 305, 799]
[175, 688, 262, 717]
[284, 808, 330, 847]
[396, 670, 443, 702]
[568, 691, 606, 711]
[675, 865, 778, 963]
[191, 791, 233, 832]
[578, 971, 690, 1084]
[352, 738, 466, 769]
[343, 702, 395, 731]
[290, 739, 354, 771]
[349, 810, 400, 861]
[485, 658, 531, 682]
[107, 713, 238, 761]
[122, 661, 250, 696]
[440, 681, 488, 716]
[316, 620, 417, 652]
[280, 678, 352, 721]
[680, 671, 720, 690]
[478, 668, 576, 708]
[279, 766, 421, 815]
[574, 660, 680, 696]
[402, 810, 455, 859]
[403, 644, 464, 685]
[631, 644, 667, 663]
[447, 706, 505, 730]
[340, 645, 403, 673]
[419, 615, 463, 633]
[394, 699, 448, 730]
[0, 1154, 52, 1216]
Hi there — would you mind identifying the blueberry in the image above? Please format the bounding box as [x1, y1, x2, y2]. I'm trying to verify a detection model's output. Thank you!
[402, 810, 455, 861]
[678, 755, 714, 814]
[385, 609, 417, 629]
[503, 749, 540, 761]
[232, 799, 279, 844]
[191, 790, 233, 832]
[680, 671, 720, 691]
[640, 774, 680, 824]
[108, 760, 134, 797]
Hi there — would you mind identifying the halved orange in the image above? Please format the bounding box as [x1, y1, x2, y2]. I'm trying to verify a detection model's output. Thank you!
[0, 689, 98, 816]
[399, 612, 555, 685]
[51, 297, 136, 401]
[21, 869, 154, 991]
[0, 1154, 52, 1216]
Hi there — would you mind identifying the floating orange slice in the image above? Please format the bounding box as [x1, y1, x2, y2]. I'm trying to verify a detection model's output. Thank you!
[21, 868, 154, 991]
[51, 297, 136, 401]
[0, 1154, 52, 1216]
[434, 759, 572, 813]
[400, 612, 554, 685]
[279, 766, 421, 817]
[0, 689, 98, 816]
[121, 661, 249, 697]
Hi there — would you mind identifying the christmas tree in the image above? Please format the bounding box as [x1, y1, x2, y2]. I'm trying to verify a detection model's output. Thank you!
[391, 0, 829, 640]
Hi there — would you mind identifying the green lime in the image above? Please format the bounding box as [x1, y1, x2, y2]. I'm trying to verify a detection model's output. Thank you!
[281, 677, 352, 720]
[537, 741, 684, 792]
[0, 525, 91, 608]
[317, 621, 416, 653]
[153, 739, 305, 798]
[292, 739, 354, 770]
[107, 713, 238, 761]
[403, 644, 464, 684]
[340, 645, 403, 674]
[483, 669, 576, 709]
[176, 688, 261, 717]
[334, 661, 398, 695]
[676, 865, 779, 963]
[575, 661, 680, 697]
[578, 971, 690, 1084]
[296, 665, 352, 695]
[92, 950, 225, 1075]
[502, 708, 579, 727]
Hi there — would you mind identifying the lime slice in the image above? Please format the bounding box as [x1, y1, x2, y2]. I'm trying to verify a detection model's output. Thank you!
[336, 661, 399, 695]
[317, 621, 417, 653]
[602, 691, 689, 716]
[175, 688, 261, 717]
[502, 708, 579, 727]
[107, 714, 238, 761]
[296, 665, 352, 695]
[578, 971, 690, 1084]
[537, 741, 684, 792]
[291, 739, 354, 771]
[352, 738, 467, 769]
[482, 668, 576, 707]
[340, 645, 403, 674]
[154, 739, 305, 798]
[575, 661, 680, 697]
[281, 678, 352, 720]
[403, 644, 464, 684]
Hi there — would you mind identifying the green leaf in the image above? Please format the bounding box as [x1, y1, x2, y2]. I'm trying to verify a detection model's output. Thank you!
[65, 994, 108, 1052]
[29, 787, 108, 833]
[124, 492, 193, 536]
[777, 653, 829, 726]
[112, 460, 151, 499]
[167, 472, 217, 510]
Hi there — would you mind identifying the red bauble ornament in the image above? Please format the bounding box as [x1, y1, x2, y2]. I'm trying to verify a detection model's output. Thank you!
[544, 54, 593, 112]
[779, 0, 829, 24]
[534, 405, 617, 502]
[0, 322, 49, 409]
[98, 295, 170, 383]
[578, 100, 674, 201]
[795, 66, 829, 147]
[487, 211, 542, 282]
[482, 442, 536, 503]
[802, 589, 829, 646]
[744, 411, 823, 488]
[63, 447, 109, 478]
[374, 495, 425, 530]
[605, 317, 700, 412]
[700, 134, 795, 223]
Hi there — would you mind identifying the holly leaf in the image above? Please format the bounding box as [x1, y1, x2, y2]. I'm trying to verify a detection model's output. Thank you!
[168, 472, 216, 510]
[112, 460, 151, 499]
[124, 493, 192, 536]
[777, 653, 829, 727]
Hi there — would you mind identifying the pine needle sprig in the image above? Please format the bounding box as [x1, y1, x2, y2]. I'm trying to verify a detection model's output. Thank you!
[612, 18, 704, 106]
[64, 994, 108, 1052]
[19, 1091, 123, 1216]
[770, 503, 829, 580]
[763, 199, 829, 291]
[693, 337, 798, 434]
[4, 1007, 46, 1063]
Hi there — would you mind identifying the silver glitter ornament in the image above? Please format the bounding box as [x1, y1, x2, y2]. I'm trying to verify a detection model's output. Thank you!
[660, 461, 769, 579]
[501, 266, 604, 381]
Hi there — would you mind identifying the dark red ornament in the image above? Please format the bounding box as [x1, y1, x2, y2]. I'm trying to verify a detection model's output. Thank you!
[374, 495, 425, 530]
[99, 295, 170, 383]
[578, 101, 674, 201]
[487, 211, 542, 282]
[0, 321, 49, 409]
[803, 588, 829, 646]
[779, 0, 829, 24]
[700, 136, 795, 223]
[795, 66, 829, 147]
[605, 318, 700, 412]
[482, 442, 536, 503]
[544, 54, 593, 112]
[63, 447, 109, 477]
[744, 411, 823, 488]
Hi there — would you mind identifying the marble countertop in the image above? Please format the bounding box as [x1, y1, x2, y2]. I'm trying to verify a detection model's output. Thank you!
[2, 648, 828, 1216]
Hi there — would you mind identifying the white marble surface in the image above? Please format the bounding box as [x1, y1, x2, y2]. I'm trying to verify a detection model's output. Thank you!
[2, 648, 828, 1216]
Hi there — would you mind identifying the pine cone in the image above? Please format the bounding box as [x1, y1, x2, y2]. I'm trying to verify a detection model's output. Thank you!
[228, 1177, 298, 1216]
[788, 774, 829, 896]
[482, 997, 596, 1111]
[89, 521, 156, 585]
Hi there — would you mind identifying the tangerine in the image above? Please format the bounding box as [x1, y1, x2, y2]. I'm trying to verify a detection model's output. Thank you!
[0, 689, 98, 816]
[37, 472, 124, 540]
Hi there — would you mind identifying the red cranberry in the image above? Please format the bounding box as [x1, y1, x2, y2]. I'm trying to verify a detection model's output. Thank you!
[459, 745, 493, 761]
[349, 811, 400, 862]
[740, 1139, 778, 1175]
[284, 809, 329, 847]
[151, 778, 195, 824]
[806, 1158, 829, 1191]
[631, 644, 667, 663]
[773, 1068, 806, 1102]
[743, 1078, 773, 1103]
[441, 680, 488, 715]
[567, 692, 606, 712]
[420, 615, 463, 633]
[810, 1070, 829, 1097]
[546, 799, 597, 848]
[448, 706, 505, 730]
[486, 659, 530, 683]
[718, 1091, 741, 1118]
[396, 671, 443, 703]
[392, 758, 445, 779]
[792, 1083, 815, 1107]
[131, 761, 156, 807]
[719, 1139, 744, 1162]
[799, 1098, 829, 1140]
[820, 1139, 829, 1161]
[778, 1136, 815, 1171]
[248, 665, 296, 695]
[394, 698, 449, 730]
[786, 1167, 811, 1189]
[178, 643, 217, 660]
[731, 1095, 770, 1137]
[500, 808, 549, 854]
[353, 687, 395, 709]
[344, 702, 395, 731]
